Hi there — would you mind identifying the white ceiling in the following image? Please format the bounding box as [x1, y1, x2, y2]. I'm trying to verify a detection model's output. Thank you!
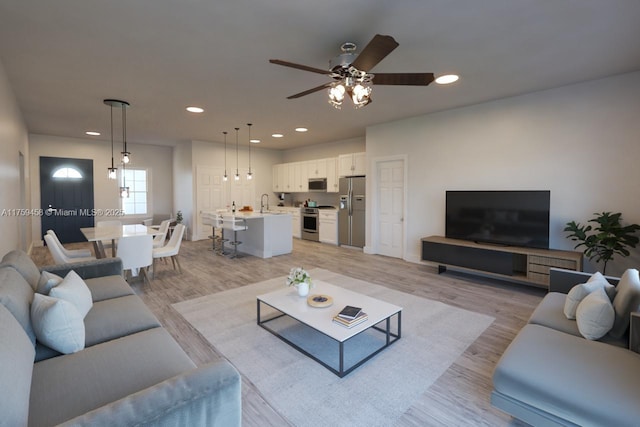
[0, 0, 639, 150]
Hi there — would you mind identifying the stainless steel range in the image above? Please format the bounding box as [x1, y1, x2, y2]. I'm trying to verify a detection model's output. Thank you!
[301, 207, 319, 241]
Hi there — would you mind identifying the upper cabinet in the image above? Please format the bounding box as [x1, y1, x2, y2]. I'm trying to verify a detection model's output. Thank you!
[338, 152, 366, 177]
[307, 159, 328, 179]
[273, 153, 361, 193]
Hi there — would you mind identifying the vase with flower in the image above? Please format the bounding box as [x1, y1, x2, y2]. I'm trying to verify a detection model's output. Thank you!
[286, 267, 313, 297]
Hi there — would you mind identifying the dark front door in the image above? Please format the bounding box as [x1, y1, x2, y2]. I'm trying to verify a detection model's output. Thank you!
[40, 157, 95, 243]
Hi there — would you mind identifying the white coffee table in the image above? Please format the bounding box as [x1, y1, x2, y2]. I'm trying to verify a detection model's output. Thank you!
[257, 280, 402, 377]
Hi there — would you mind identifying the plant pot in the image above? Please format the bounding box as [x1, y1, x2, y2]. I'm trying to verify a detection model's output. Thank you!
[296, 282, 309, 297]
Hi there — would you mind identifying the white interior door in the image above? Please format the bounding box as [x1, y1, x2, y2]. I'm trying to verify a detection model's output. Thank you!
[225, 168, 255, 211]
[376, 159, 404, 258]
[196, 166, 224, 240]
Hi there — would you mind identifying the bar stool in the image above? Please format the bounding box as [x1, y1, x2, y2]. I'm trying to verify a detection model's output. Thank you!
[213, 214, 229, 255]
[222, 216, 248, 258]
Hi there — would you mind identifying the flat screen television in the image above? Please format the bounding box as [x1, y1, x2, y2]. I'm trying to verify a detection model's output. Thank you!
[445, 190, 550, 249]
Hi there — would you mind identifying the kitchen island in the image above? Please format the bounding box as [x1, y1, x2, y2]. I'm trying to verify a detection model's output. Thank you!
[204, 211, 293, 259]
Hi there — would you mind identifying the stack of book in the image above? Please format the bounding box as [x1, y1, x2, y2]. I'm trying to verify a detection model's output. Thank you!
[333, 305, 368, 328]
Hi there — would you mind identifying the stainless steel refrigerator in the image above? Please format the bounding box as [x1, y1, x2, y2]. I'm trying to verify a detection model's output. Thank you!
[338, 176, 365, 247]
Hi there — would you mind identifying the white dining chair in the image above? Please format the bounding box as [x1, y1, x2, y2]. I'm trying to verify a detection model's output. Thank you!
[44, 234, 96, 265]
[46, 230, 93, 258]
[152, 219, 171, 248]
[116, 234, 153, 284]
[96, 220, 122, 257]
[152, 223, 185, 276]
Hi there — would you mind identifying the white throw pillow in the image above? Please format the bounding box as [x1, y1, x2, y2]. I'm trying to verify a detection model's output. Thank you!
[563, 272, 615, 320]
[36, 271, 63, 294]
[30, 293, 85, 354]
[576, 287, 615, 340]
[49, 270, 93, 318]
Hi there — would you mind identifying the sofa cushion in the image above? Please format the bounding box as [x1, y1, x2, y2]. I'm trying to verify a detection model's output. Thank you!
[528, 292, 582, 338]
[563, 272, 616, 319]
[1, 249, 41, 290]
[49, 270, 93, 318]
[31, 293, 85, 354]
[493, 324, 640, 426]
[84, 275, 134, 302]
[84, 294, 161, 347]
[36, 270, 63, 294]
[29, 327, 196, 427]
[0, 266, 36, 346]
[0, 304, 35, 427]
[575, 287, 615, 340]
[610, 268, 640, 338]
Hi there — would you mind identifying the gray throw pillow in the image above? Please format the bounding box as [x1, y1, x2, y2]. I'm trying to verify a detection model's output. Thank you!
[610, 269, 640, 338]
[36, 271, 63, 294]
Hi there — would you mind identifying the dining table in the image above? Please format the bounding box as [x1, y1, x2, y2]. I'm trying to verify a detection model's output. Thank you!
[80, 224, 163, 259]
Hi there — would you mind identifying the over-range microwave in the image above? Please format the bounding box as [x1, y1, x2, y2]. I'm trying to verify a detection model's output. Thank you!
[308, 178, 327, 192]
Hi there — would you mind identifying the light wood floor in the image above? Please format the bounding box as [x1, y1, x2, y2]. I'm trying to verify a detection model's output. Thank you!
[31, 238, 542, 426]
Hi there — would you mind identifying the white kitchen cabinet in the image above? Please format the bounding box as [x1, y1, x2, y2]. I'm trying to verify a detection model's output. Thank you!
[326, 157, 338, 192]
[307, 159, 327, 179]
[338, 152, 366, 177]
[272, 163, 283, 192]
[290, 208, 301, 238]
[319, 210, 338, 244]
[292, 162, 308, 192]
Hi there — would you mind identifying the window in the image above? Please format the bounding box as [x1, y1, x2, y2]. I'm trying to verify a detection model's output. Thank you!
[52, 167, 83, 179]
[120, 168, 148, 215]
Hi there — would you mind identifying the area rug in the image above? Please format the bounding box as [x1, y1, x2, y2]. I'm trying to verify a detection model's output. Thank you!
[172, 269, 494, 427]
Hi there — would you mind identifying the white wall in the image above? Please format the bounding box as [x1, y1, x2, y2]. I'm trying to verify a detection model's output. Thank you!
[29, 134, 173, 244]
[192, 140, 283, 207]
[282, 136, 365, 163]
[367, 71, 640, 275]
[173, 142, 194, 238]
[0, 60, 30, 256]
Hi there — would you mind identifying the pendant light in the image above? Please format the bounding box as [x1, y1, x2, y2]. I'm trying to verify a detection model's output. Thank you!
[120, 101, 131, 164]
[234, 127, 240, 181]
[222, 131, 228, 181]
[104, 100, 118, 180]
[246, 123, 253, 180]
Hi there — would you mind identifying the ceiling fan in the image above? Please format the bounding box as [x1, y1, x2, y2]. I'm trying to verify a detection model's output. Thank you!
[269, 34, 434, 108]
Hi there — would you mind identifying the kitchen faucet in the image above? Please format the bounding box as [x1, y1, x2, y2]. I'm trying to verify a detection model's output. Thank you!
[260, 193, 269, 213]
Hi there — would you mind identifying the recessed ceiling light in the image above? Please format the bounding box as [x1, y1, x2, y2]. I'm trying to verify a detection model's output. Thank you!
[295, 127, 308, 132]
[85, 131, 100, 136]
[435, 74, 459, 85]
[272, 133, 284, 138]
[250, 139, 261, 144]
[186, 106, 204, 113]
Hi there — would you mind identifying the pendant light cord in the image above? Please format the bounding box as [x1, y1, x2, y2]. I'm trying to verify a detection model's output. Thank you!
[235, 127, 239, 175]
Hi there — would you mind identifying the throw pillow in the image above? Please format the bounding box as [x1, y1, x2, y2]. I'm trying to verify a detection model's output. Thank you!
[576, 287, 615, 340]
[36, 271, 63, 295]
[563, 272, 615, 320]
[610, 269, 640, 338]
[49, 270, 93, 318]
[30, 293, 85, 354]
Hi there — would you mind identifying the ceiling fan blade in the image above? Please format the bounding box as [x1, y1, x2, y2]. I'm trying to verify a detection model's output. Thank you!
[287, 82, 333, 99]
[350, 34, 399, 72]
[269, 59, 331, 75]
[373, 73, 435, 86]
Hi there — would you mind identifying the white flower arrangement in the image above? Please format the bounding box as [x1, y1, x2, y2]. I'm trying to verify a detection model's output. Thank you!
[286, 267, 313, 288]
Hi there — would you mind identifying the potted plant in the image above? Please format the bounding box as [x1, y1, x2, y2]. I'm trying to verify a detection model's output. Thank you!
[286, 267, 313, 297]
[564, 211, 640, 274]
[175, 211, 183, 224]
